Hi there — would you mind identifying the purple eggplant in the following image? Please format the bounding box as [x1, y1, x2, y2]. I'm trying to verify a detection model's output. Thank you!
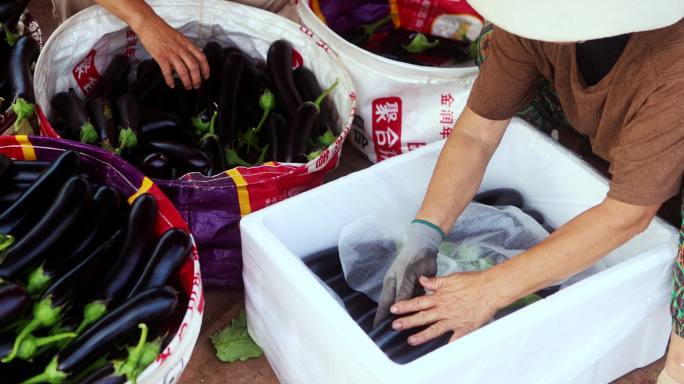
[88, 97, 119, 150]
[127, 229, 191, 299]
[85, 55, 131, 102]
[267, 40, 302, 119]
[0, 151, 79, 243]
[26, 287, 179, 384]
[147, 140, 210, 174]
[0, 176, 92, 281]
[140, 152, 172, 179]
[51, 91, 98, 144]
[8, 35, 39, 129]
[218, 51, 246, 146]
[0, 283, 29, 328]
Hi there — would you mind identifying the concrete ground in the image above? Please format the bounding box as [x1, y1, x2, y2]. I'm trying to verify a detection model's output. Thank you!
[26, 1, 668, 383]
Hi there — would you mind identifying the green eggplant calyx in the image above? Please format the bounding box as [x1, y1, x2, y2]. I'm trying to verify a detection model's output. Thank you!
[3, 298, 63, 362]
[115, 128, 138, 155]
[115, 324, 160, 384]
[225, 149, 250, 168]
[192, 115, 211, 137]
[402, 33, 440, 54]
[314, 79, 340, 110]
[200, 132, 220, 145]
[3, 25, 20, 47]
[21, 356, 67, 384]
[27, 265, 51, 296]
[258, 90, 276, 114]
[317, 129, 336, 148]
[306, 149, 322, 162]
[0, 234, 15, 252]
[239, 130, 261, 154]
[4, 317, 40, 363]
[80, 121, 99, 144]
[75, 301, 107, 335]
[11, 98, 36, 130]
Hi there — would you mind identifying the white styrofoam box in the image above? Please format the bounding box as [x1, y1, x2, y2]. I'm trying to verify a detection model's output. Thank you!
[241, 116, 678, 384]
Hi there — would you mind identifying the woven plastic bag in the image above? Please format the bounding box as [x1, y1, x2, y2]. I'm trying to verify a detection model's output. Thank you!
[33, 0, 357, 287]
[0, 135, 203, 384]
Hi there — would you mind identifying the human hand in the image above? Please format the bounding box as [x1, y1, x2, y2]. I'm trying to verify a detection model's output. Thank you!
[132, 13, 209, 90]
[390, 271, 501, 346]
[373, 220, 444, 327]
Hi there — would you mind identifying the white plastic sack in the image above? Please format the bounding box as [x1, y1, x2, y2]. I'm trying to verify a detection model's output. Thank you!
[338, 202, 549, 302]
[296, 0, 479, 163]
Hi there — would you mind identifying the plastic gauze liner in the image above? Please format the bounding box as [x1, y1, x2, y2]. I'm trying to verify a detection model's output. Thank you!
[338, 202, 550, 302]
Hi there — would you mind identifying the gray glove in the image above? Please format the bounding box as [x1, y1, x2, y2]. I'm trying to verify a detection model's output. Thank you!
[373, 220, 444, 327]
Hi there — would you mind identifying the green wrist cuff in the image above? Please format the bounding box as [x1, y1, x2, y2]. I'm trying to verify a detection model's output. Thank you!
[411, 219, 446, 241]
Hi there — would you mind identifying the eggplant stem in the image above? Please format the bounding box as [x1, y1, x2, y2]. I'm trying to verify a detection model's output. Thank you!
[254, 90, 275, 134]
[192, 115, 211, 137]
[314, 79, 340, 109]
[361, 15, 393, 37]
[5, 297, 62, 362]
[21, 356, 67, 384]
[253, 111, 269, 135]
[402, 33, 440, 54]
[3, 317, 41, 363]
[123, 323, 149, 384]
[17, 332, 77, 361]
[208, 110, 218, 136]
[35, 332, 77, 348]
[115, 333, 162, 384]
[257, 144, 269, 164]
[0, 234, 15, 252]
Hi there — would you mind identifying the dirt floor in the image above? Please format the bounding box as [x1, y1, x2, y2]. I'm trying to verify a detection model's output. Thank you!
[27, 1, 670, 383]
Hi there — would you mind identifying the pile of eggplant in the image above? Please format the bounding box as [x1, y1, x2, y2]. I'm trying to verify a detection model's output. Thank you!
[0, 151, 191, 384]
[50, 39, 341, 179]
[339, 16, 474, 66]
[0, 0, 39, 134]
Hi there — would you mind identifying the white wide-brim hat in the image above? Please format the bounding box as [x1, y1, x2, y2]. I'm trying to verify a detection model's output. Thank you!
[467, 0, 684, 42]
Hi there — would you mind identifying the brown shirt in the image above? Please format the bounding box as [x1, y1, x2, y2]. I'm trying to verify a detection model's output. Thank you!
[468, 21, 684, 206]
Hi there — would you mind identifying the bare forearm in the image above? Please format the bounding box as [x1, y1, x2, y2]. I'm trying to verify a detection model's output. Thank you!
[490, 199, 659, 307]
[94, 0, 154, 31]
[94, 0, 209, 89]
[417, 107, 510, 233]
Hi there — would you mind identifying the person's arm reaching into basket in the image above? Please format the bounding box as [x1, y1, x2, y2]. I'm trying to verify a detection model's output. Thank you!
[94, 0, 210, 90]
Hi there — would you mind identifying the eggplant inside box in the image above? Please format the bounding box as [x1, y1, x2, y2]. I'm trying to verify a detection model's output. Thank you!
[241, 117, 678, 384]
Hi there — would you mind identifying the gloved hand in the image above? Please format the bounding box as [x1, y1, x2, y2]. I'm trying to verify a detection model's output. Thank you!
[373, 220, 444, 327]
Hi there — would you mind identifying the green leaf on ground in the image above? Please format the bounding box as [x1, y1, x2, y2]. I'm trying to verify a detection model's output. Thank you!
[210, 310, 262, 363]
